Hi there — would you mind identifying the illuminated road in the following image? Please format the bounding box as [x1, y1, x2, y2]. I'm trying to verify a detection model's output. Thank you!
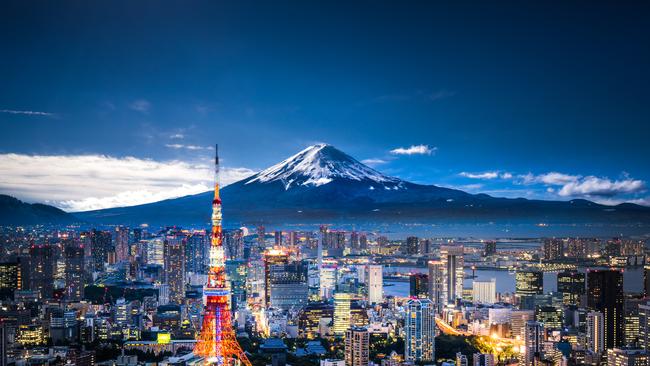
[435, 317, 524, 356]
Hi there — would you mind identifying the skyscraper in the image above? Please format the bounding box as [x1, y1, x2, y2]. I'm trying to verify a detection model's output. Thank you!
[405, 237, 419, 255]
[524, 321, 544, 366]
[409, 273, 429, 299]
[557, 270, 585, 306]
[164, 238, 186, 304]
[269, 261, 308, 311]
[483, 241, 497, 257]
[515, 269, 543, 310]
[543, 239, 564, 261]
[187, 230, 210, 273]
[404, 298, 436, 362]
[472, 279, 496, 304]
[607, 349, 650, 366]
[367, 264, 383, 305]
[90, 230, 112, 272]
[333, 293, 353, 336]
[320, 261, 337, 299]
[586, 311, 605, 355]
[587, 269, 624, 349]
[114, 226, 129, 263]
[639, 302, 650, 351]
[29, 245, 54, 299]
[427, 260, 445, 314]
[0, 261, 22, 300]
[264, 249, 289, 306]
[64, 245, 85, 301]
[344, 327, 369, 366]
[441, 245, 464, 303]
[510, 310, 535, 340]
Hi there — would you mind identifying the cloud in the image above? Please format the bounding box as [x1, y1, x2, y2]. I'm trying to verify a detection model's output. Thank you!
[130, 99, 151, 113]
[558, 176, 645, 197]
[169, 133, 185, 139]
[390, 145, 437, 156]
[0, 153, 255, 211]
[165, 144, 212, 151]
[459, 171, 513, 180]
[361, 158, 388, 167]
[1, 109, 55, 117]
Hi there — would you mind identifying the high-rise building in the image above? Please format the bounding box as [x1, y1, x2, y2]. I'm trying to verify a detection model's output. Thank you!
[274, 231, 283, 247]
[367, 265, 383, 304]
[510, 310, 535, 340]
[264, 249, 289, 306]
[164, 238, 186, 304]
[409, 274, 429, 298]
[419, 239, 432, 256]
[524, 321, 544, 366]
[344, 327, 369, 366]
[320, 262, 337, 299]
[0, 261, 22, 300]
[557, 270, 585, 306]
[607, 348, 649, 366]
[456, 353, 468, 366]
[64, 245, 85, 301]
[114, 226, 129, 262]
[473, 353, 495, 366]
[640, 302, 650, 351]
[145, 237, 165, 266]
[535, 306, 563, 330]
[586, 311, 605, 355]
[187, 230, 210, 273]
[515, 269, 543, 310]
[269, 261, 308, 311]
[441, 245, 464, 303]
[405, 237, 419, 255]
[483, 241, 497, 257]
[645, 266, 650, 298]
[543, 239, 564, 261]
[427, 260, 445, 314]
[404, 298, 436, 362]
[29, 245, 54, 299]
[333, 293, 353, 336]
[225, 259, 248, 311]
[472, 279, 496, 304]
[587, 269, 624, 349]
[90, 229, 112, 272]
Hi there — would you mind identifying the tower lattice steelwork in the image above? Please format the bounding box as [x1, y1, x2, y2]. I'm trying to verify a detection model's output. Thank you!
[194, 145, 252, 366]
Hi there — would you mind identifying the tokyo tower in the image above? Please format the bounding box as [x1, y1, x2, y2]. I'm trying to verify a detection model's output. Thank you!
[194, 145, 252, 366]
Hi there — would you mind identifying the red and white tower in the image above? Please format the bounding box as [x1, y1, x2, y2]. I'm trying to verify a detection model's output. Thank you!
[194, 145, 251, 366]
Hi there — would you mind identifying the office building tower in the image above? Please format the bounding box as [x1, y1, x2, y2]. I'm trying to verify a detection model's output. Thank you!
[524, 321, 544, 366]
[456, 353, 468, 366]
[320, 262, 337, 299]
[264, 249, 289, 306]
[428, 260, 445, 314]
[114, 226, 129, 262]
[298, 302, 334, 339]
[640, 302, 650, 352]
[607, 349, 649, 366]
[64, 245, 85, 301]
[405, 237, 419, 255]
[419, 239, 432, 256]
[510, 310, 535, 340]
[257, 226, 266, 248]
[90, 229, 112, 272]
[269, 261, 308, 311]
[472, 279, 496, 304]
[473, 353, 495, 366]
[586, 311, 605, 355]
[164, 239, 186, 304]
[333, 293, 353, 336]
[483, 241, 497, 257]
[441, 245, 464, 303]
[225, 259, 248, 311]
[344, 327, 369, 366]
[410, 274, 429, 298]
[404, 298, 436, 362]
[557, 270, 585, 306]
[29, 245, 54, 299]
[187, 230, 210, 273]
[535, 306, 563, 329]
[516, 269, 543, 310]
[0, 261, 21, 300]
[367, 265, 383, 304]
[587, 269, 624, 349]
[543, 239, 564, 261]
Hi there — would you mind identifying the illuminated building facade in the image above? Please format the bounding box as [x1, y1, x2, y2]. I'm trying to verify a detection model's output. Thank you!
[404, 298, 436, 362]
[587, 269, 624, 349]
[557, 270, 585, 306]
[515, 269, 543, 310]
[29, 245, 54, 299]
[427, 260, 445, 314]
[586, 311, 605, 355]
[409, 273, 428, 299]
[164, 238, 186, 304]
[441, 245, 464, 303]
[269, 261, 308, 311]
[64, 245, 85, 301]
[263, 249, 289, 307]
[0, 261, 21, 300]
[333, 292, 353, 336]
[90, 229, 112, 272]
[344, 327, 369, 366]
[367, 264, 383, 305]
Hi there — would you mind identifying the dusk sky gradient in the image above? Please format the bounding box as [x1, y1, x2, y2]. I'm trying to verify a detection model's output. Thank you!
[1, 1, 649, 210]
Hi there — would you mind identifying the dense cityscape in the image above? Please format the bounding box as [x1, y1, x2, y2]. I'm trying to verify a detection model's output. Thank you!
[1, 215, 649, 366]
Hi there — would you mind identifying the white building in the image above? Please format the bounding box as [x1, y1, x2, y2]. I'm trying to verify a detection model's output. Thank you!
[441, 245, 464, 303]
[320, 263, 337, 299]
[472, 279, 496, 304]
[488, 308, 511, 325]
[367, 264, 383, 305]
[587, 311, 605, 355]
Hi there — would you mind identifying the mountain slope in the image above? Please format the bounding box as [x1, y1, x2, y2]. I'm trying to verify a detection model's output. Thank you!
[75, 144, 650, 226]
[0, 194, 77, 225]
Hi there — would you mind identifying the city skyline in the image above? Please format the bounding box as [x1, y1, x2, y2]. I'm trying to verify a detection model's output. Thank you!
[1, 1, 649, 210]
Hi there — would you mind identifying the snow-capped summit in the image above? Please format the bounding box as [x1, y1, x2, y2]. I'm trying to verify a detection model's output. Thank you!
[244, 144, 400, 190]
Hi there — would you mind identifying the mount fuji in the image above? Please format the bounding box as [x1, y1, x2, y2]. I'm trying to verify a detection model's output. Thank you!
[75, 144, 650, 226]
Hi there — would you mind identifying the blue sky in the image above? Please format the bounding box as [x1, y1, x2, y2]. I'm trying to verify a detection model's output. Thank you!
[1, 1, 649, 210]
